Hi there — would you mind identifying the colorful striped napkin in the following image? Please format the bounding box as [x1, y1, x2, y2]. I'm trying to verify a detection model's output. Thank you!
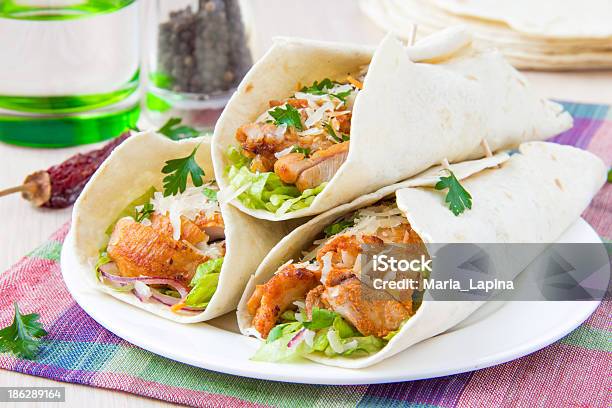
[1, 102, 610, 407]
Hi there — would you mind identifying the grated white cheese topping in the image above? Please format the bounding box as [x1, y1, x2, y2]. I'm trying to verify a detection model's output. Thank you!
[150, 184, 220, 241]
[305, 101, 335, 128]
[274, 145, 295, 159]
[196, 240, 225, 259]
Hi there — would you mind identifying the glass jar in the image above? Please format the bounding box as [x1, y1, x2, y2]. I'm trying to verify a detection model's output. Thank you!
[0, 0, 140, 147]
[145, 0, 253, 130]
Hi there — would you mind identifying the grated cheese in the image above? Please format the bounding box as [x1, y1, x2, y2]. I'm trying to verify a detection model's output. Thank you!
[150, 184, 220, 241]
[274, 145, 295, 159]
[196, 240, 225, 259]
[298, 127, 324, 137]
[305, 101, 334, 127]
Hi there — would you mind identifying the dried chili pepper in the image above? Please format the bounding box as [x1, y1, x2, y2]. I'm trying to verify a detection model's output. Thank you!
[1, 132, 130, 208]
[0, 117, 202, 208]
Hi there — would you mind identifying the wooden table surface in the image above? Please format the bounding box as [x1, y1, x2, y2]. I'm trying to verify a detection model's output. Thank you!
[1, 1, 611, 407]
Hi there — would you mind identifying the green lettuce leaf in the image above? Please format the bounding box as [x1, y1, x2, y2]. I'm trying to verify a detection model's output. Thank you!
[341, 336, 385, 356]
[226, 147, 326, 215]
[184, 258, 223, 308]
[333, 316, 360, 338]
[251, 312, 386, 362]
[105, 186, 157, 235]
[95, 251, 111, 280]
[302, 308, 336, 330]
[251, 322, 307, 362]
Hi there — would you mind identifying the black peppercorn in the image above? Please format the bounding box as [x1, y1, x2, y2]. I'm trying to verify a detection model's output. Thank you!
[155, 0, 253, 96]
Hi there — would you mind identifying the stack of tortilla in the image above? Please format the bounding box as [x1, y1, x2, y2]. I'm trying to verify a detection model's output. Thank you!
[359, 0, 612, 70]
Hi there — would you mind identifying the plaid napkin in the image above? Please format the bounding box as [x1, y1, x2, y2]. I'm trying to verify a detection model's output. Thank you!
[1, 102, 610, 408]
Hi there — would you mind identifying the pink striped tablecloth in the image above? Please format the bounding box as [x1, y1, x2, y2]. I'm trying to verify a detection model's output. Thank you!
[1, 101, 611, 407]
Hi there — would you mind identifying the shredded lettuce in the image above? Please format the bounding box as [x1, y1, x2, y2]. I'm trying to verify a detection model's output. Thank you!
[184, 258, 223, 308]
[226, 147, 327, 215]
[105, 186, 157, 235]
[302, 308, 336, 330]
[279, 310, 296, 322]
[95, 251, 111, 280]
[252, 322, 310, 362]
[251, 308, 386, 362]
[96, 251, 134, 293]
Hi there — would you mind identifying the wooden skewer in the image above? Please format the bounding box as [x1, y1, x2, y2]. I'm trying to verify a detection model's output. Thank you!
[441, 158, 451, 170]
[480, 139, 493, 158]
[408, 24, 418, 47]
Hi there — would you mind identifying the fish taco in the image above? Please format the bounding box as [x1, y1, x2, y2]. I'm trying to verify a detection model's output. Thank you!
[69, 132, 293, 323]
[237, 142, 606, 367]
[212, 28, 572, 221]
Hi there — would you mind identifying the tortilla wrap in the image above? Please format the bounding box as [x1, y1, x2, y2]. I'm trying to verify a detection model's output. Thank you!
[237, 142, 606, 368]
[360, 0, 612, 70]
[213, 29, 572, 221]
[430, 0, 612, 40]
[67, 132, 294, 323]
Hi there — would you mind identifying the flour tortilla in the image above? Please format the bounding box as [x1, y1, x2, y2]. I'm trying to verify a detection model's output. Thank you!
[68, 132, 294, 323]
[360, 0, 612, 70]
[237, 142, 606, 368]
[430, 0, 612, 40]
[213, 30, 572, 221]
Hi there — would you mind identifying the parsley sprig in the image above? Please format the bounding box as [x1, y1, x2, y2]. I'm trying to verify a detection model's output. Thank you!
[301, 78, 352, 102]
[269, 105, 303, 130]
[301, 78, 335, 95]
[161, 146, 205, 196]
[324, 123, 350, 143]
[158, 117, 201, 140]
[435, 170, 472, 216]
[0, 303, 47, 360]
[135, 203, 155, 222]
[291, 146, 311, 156]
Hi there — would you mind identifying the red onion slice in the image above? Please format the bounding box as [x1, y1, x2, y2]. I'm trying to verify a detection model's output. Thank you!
[99, 268, 189, 298]
[98, 263, 205, 312]
[150, 289, 181, 306]
[287, 329, 306, 349]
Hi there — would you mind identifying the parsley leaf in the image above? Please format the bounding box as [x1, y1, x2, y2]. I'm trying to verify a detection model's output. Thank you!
[161, 146, 205, 196]
[202, 187, 218, 201]
[269, 105, 303, 130]
[324, 217, 355, 237]
[324, 123, 349, 143]
[301, 78, 335, 95]
[135, 203, 154, 222]
[301, 79, 353, 102]
[291, 146, 311, 156]
[435, 170, 472, 216]
[330, 90, 352, 103]
[0, 303, 47, 360]
[158, 117, 201, 140]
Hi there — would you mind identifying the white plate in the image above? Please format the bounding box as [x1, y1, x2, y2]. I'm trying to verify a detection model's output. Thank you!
[61, 218, 602, 385]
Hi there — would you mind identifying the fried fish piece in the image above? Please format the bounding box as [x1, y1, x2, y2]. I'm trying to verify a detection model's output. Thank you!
[322, 277, 413, 338]
[247, 264, 320, 338]
[107, 217, 207, 284]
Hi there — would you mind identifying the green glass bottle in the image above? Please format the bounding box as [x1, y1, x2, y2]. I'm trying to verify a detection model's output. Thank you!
[0, 0, 141, 147]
